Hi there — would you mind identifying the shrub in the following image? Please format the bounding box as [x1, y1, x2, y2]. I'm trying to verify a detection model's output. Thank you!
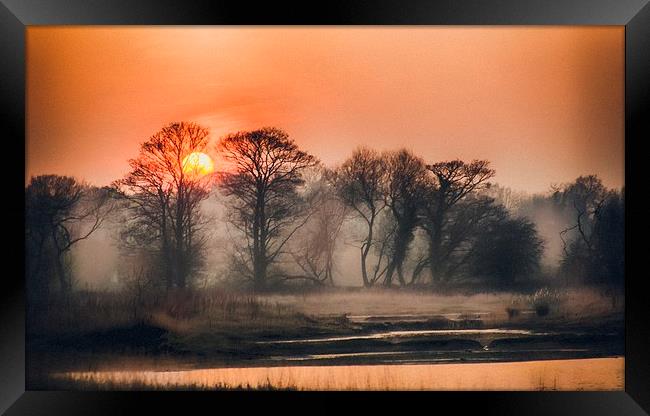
[528, 288, 562, 317]
[505, 295, 526, 319]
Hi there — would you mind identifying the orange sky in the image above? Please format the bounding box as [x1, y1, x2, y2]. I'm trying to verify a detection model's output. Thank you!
[26, 26, 624, 193]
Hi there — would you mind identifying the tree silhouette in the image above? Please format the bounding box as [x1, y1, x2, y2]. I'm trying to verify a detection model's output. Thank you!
[558, 175, 607, 256]
[557, 175, 623, 287]
[217, 127, 318, 290]
[469, 215, 544, 286]
[334, 148, 388, 287]
[382, 149, 429, 287]
[26, 175, 115, 303]
[114, 122, 212, 290]
[288, 171, 348, 285]
[422, 160, 495, 284]
[590, 189, 624, 287]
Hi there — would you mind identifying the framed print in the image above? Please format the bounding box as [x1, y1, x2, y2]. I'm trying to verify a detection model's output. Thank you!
[2, 0, 649, 414]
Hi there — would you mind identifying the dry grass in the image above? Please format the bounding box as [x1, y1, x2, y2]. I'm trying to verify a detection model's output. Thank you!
[30, 285, 622, 338]
[50, 357, 624, 391]
[31, 288, 305, 336]
[259, 286, 622, 325]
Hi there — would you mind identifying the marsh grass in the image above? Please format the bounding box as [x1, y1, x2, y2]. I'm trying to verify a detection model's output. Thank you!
[44, 358, 623, 391]
[529, 288, 562, 316]
[29, 285, 623, 344]
[27, 287, 362, 367]
[28, 288, 316, 341]
[261, 286, 621, 326]
[43, 374, 296, 391]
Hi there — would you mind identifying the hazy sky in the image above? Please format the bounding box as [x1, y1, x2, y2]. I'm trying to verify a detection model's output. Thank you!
[26, 26, 624, 193]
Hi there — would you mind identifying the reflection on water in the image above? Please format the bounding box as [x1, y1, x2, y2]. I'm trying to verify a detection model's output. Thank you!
[258, 328, 546, 344]
[270, 348, 591, 362]
[347, 312, 493, 323]
[54, 357, 624, 391]
[273, 350, 429, 361]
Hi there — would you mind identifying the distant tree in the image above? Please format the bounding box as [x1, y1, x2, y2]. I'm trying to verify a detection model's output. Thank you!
[288, 171, 348, 285]
[558, 175, 608, 254]
[590, 189, 624, 287]
[26, 175, 115, 303]
[410, 195, 504, 285]
[421, 160, 495, 284]
[511, 189, 574, 271]
[402, 229, 430, 285]
[382, 149, 429, 287]
[217, 127, 318, 290]
[482, 183, 526, 212]
[370, 211, 398, 285]
[333, 148, 388, 287]
[114, 122, 212, 290]
[558, 176, 624, 287]
[469, 216, 544, 286]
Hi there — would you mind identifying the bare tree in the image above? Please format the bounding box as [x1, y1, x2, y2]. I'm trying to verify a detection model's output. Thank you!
[482, 183, 526, 212]
[217, 127, 318, 290]
[556, 175, 623, 287]
[382, 149, 429, 287]
[333, 148, 388, 287]
[26, 175, 116, 302]
[422, 160, 495, 284]
[557, 175, 607, 255]
[288, 172, 348, 285]
[113, 122, 212, 290]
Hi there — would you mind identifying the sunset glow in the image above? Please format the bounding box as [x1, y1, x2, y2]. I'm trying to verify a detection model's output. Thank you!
[182, 152, 214, 176]
[26, 27, 624, 192]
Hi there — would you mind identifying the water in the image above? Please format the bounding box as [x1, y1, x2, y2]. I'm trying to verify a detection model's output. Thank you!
[257, 328, 545, 345]
[39, 306, 623, 390]
[346, 312, 493, 323]
[270, 348, 591, 362]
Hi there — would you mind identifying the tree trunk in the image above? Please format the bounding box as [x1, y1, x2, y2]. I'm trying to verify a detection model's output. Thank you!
[360, 217, 374, 287]
[396, 263, 406, 286]
[56, 253, 71, 294]
[161, 202, 174, 290]
[360, 245, 371, 287]
[175, 196, 186, 289]
[387, 229, 409, 287]
[427, 207, 445, 285]
[384, 260, 395, 287]
[428, 233, 443, 284]
[409, 259, 427, 285]
[253, 187, 268, 291]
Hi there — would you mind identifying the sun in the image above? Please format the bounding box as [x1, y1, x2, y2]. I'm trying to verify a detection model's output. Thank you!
[182, 152, 214, 176]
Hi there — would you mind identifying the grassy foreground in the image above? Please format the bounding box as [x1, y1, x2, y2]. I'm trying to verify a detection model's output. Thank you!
[49, 357, 623, 391]
[27, 286, 624, 390]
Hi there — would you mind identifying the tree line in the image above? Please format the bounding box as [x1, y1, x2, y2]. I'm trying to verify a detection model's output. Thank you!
[26, 122, 625, 300]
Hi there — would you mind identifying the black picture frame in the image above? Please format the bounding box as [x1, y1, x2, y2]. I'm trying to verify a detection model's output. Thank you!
[2, 0, 649, 414]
